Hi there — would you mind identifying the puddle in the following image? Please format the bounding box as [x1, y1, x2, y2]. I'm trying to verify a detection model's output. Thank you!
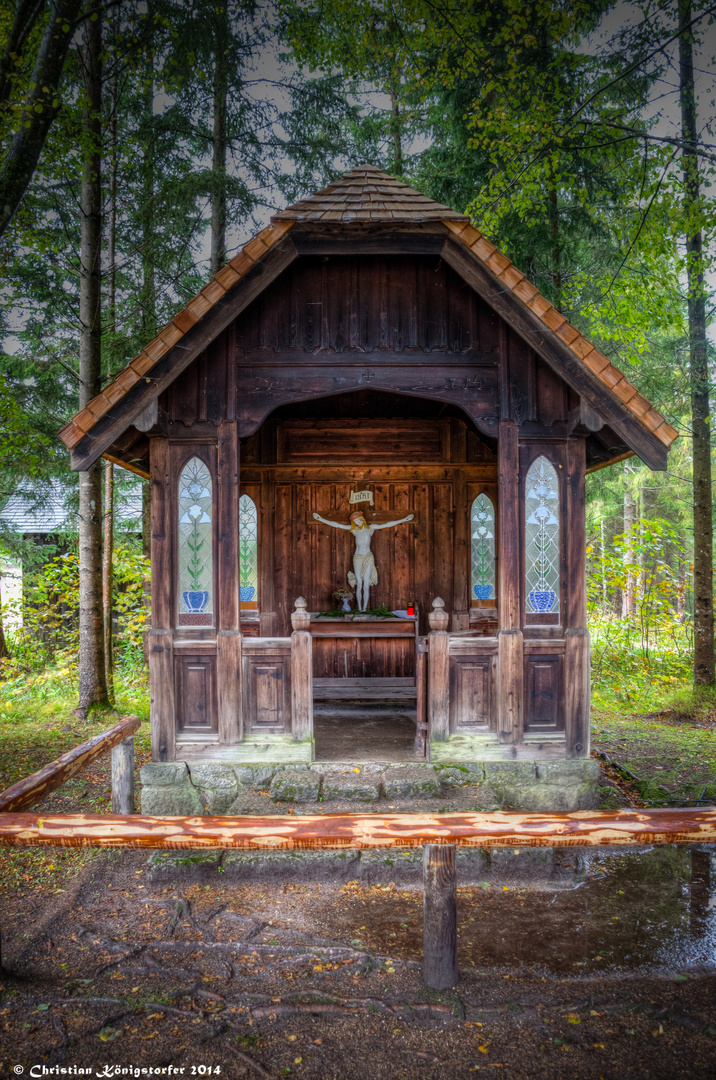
[455, 847, 716, 976]
[308, 847, 716, 977]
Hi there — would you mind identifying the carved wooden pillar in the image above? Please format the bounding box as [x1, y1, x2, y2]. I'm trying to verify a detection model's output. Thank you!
[428, 597, 450, 743]
[217, 421, 242, 744]
[497, 420, 523, 743]
[452, 467, 470, 631]
[564, 436, 589, 757]
[290, 597, 313, 749]
[149, 437, 175, 762]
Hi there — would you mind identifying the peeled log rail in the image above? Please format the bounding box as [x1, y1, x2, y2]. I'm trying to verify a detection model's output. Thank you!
[1, 807, 716, 850]
[0, 716, 141, 814]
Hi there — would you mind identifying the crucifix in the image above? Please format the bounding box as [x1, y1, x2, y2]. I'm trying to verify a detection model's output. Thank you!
[312, 507, 414, 611]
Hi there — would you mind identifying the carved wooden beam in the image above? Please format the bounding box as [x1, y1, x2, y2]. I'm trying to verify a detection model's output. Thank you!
[1, 807, 715, 849]
[0, 716, 142, 813]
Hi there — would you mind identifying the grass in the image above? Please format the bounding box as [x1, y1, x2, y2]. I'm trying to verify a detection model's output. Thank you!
[592, 659, 716, 808]
[0, 652, 151, 894]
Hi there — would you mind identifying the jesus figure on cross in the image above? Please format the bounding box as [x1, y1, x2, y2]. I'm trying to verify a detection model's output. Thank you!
[312, 509, 414, 611]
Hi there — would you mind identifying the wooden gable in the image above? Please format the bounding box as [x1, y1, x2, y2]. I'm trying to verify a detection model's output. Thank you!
[58, 166, 677, 475]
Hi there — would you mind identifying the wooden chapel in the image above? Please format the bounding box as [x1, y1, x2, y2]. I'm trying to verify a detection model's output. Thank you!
[60, 165, 676, 768]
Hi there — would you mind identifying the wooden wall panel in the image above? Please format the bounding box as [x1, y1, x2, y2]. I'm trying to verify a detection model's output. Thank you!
[264, 479, 454, 640]
[449, 655, 496, 731]
[234, 256, 498, 359]
[313, 636, 415, 679]
[278, 420, 448, 463]
[524, 654, 564, 730]
[242, 649, 291, 733]
[176, 654, 218, 734]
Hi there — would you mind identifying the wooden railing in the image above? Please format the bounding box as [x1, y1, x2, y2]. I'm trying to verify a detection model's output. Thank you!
[1, 722, 715, 989]
[0, 715, 140, 814]
[1, 806, 715, 849]
[1, 805, 715, 988]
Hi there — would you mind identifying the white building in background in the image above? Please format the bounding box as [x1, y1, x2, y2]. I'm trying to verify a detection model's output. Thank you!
[0, 477, 143, 629]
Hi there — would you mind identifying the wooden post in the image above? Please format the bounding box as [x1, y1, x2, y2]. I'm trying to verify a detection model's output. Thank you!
[259, 464, 277, 637]
[690, 846, 712, 932]
[423, 844, 457, 989]
[217, 421, 242, 744]
[0, 716, 141, 813]
[111, 736, 135, 814]
[291, 598, 313, 747]
[428, 598, 450, 743]
[149, 438, 175, 762]
[565, 437, 589, 757]
[217, 632, 242, 744]
[452, 466, 470, 631]
[497, 420, 523, 744]
[415, 636, 428, 756]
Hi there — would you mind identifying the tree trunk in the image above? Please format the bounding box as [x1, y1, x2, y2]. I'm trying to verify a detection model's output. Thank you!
[77, 4, 107, 716]
[389, 88, 403, 176]
[599, 518, 607, 608]
[679, 0, 714, 685]
[142, 478, 151, 666]
[141, 2, 156, 338]
[211, 0, 228, 275]
[0, 0, 83, 240]
[102, 460, 114, 696]
[0, 574, 9, 660]
[548, 163, 561, 312]
[622, 479, 636, 617]
[103, 19, 119, 700]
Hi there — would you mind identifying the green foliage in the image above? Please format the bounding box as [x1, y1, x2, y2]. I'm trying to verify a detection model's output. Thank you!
[0, 540, 149, 676]
[588, 516, 694, 710]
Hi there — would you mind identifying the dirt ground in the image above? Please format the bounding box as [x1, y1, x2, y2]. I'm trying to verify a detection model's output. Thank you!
[1, 848, 716, 1080]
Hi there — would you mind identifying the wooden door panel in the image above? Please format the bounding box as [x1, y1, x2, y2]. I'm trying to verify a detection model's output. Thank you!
[243, 653, 291, 732]
[449, 654, 496, 731]
[176, 655, 218, 734]
[524, 655, 563, 730]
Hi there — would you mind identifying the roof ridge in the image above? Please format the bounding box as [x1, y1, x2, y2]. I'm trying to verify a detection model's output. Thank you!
[272, 164, 468, 224]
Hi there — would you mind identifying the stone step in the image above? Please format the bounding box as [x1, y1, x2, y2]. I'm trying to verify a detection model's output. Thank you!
[145, 844, 586, 886]
[140, 759, 600, 815]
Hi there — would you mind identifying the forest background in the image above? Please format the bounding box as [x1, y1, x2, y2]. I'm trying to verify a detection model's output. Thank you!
[0, 0, 715, 741]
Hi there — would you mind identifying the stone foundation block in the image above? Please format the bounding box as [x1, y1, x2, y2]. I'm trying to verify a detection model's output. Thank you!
[321, 773, 382, 802]
[489, 846, 555, 880]
[233, 764, 277, 789]
[222, 849, 361, 881]
[459, 783, 501, 811]
[189, 763, 242, 814]
[140, 762, 204, 816]
[270, 770, 321, 803]
[536, 760, 600, 784]
[382, 766, 441, 799]
[437, 764, 486, 787]
[360, 849, 423, 884]
[456, 848, 491, 879]
[483, 760, 599, 811]
[145, 851, 223, 880]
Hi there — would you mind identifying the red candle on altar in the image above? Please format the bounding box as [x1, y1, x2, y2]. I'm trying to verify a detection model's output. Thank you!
[407, 604, 415, 617]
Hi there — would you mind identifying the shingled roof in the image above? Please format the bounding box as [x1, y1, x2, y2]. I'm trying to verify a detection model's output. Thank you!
[272, 163, 468, 224]
[58, 165, 677, 466]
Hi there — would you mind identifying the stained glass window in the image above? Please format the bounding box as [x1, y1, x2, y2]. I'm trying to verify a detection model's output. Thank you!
[471, 493, 496, 602]
[525, 456, 560, 615]
[239, 494, 258, 603]
[178, 457, 213, 626]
